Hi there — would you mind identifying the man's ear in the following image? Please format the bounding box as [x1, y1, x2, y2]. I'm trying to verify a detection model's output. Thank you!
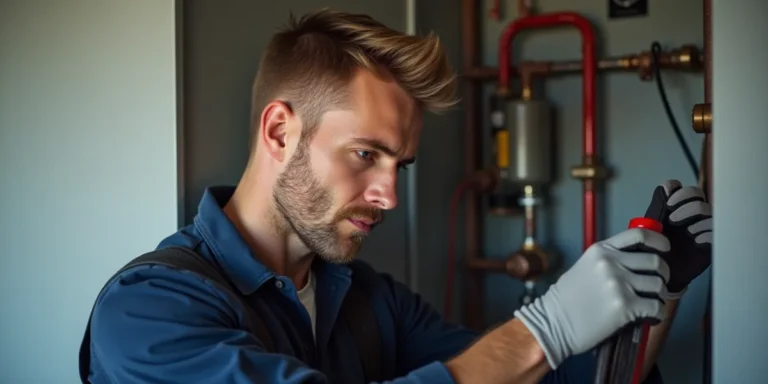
[259, 101, 294, 163]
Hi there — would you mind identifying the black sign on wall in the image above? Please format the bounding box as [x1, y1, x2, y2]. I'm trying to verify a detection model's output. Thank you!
[609, 0, 648, 19]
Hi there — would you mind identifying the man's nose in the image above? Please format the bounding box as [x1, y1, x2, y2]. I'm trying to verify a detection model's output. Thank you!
[364, 175, 398, 210]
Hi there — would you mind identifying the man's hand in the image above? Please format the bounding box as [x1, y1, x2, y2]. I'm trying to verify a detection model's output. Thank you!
[514, 228, 671, 369]
[644, 179, 712, 297]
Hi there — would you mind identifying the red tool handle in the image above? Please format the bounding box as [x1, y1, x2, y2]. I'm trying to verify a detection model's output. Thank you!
[628, 217, 663, 233]
[626, 217, 663, 384]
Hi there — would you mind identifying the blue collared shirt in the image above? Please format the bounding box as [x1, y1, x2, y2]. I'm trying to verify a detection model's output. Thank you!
[86, 186, 657, 383]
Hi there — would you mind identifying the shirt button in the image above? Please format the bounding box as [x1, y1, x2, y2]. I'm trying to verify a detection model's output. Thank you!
[275, 280, 284, 289]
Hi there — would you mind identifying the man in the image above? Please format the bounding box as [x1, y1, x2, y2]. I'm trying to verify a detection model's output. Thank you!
[80, 9, 712, 384]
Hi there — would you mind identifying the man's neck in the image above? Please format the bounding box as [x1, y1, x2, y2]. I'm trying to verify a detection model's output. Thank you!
[223, 173, 314, 290]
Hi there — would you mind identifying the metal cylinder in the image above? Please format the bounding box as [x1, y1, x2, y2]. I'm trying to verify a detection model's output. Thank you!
[495, 99, 553, 185]
[692, 102, 712, 133]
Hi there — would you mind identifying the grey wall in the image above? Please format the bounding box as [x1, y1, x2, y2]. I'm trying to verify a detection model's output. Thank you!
[181, 0, 411, 282]
[712, 1, 768, 381]
[0, 1, 180, 382]
[415, 0, 708, 382]
[411, 0, 465, 318]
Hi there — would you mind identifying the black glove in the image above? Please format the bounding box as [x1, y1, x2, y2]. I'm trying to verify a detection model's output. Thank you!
[644, 179, 712, 297]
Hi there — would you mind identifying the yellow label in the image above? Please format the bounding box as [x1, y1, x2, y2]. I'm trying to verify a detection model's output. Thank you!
[495, 130, 509, 168]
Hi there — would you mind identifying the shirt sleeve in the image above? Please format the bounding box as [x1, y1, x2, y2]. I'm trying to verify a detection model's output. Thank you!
[386, 274, 665, 384]
[89, 265, 327, 384]
[386, 275, 479, 374]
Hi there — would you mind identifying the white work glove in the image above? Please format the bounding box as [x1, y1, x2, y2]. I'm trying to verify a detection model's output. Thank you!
[514, 228, 671, 369]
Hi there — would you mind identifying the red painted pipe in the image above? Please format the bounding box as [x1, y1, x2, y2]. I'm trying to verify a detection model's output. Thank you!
[497, 12, 597, 250]
[583, 186, 595, 250]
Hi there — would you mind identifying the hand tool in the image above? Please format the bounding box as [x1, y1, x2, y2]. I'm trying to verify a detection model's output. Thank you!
[593, 217, 664, 384]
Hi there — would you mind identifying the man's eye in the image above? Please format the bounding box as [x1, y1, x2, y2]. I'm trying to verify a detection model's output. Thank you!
[356, 150, 373, 161]
[398, 164, 410, 171]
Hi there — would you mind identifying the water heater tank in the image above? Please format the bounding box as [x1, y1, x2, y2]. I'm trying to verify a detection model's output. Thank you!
[494, 99, 553, 185]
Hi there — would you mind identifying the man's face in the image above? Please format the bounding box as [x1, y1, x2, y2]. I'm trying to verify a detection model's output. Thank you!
[273, 69, 422, 263]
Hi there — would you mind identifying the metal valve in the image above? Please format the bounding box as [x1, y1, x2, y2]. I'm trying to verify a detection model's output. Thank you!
[692, 103, 712, 134]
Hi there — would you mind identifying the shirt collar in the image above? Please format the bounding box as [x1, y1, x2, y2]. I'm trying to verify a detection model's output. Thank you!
[193, 186, 274, 294]
[193, 186, 352, 295]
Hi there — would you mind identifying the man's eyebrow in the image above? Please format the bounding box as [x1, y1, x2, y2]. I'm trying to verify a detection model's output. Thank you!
[351, 138, 416, 164]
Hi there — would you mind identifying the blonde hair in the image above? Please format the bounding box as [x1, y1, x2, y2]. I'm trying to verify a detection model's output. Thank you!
[250, 8, 457, 142]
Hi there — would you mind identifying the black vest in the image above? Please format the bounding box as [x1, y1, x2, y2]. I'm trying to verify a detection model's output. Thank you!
[78, 246, 384, 383]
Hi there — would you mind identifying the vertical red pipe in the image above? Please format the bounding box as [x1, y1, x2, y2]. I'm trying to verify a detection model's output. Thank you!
[497, 12, 598, 250]
[583, 183, 595, 250]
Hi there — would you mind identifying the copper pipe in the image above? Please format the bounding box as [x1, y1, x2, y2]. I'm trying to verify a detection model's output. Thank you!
[468, 60, 619, 79]
[467, 258, 506, 273]
[693, 0, 712, 135]
[461, 0, 484, 331]
[704, 0, 712, 104]
[703, 0, 712, 198]
[466, 256, 543, 281]
[489, 0, 501, 20]
[518, 0, 531, 18]
[697, 0, 713, 196]
[701, 0, 713, 381]
[465, 45, 702, 81]
[517, 61, 553, 100]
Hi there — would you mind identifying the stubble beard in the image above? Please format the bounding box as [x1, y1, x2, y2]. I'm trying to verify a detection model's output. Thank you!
[272, 141, 367, 264]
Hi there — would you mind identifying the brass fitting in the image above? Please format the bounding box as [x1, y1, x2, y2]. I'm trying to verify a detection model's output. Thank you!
[624, 44, 703, 81]
[664, 45, 702, 69]
[571, 156, 610, 181]
[518, 62, 551, 101]
[471, 168, 499, 192]
[505, 246, 549, 280]
[692, 103, 712, 134]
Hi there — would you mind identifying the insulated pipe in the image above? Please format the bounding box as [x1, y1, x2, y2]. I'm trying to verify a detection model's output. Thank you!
[497, 12, 598, 250]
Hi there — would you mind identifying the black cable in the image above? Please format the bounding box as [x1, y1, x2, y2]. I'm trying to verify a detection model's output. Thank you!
[650, 41, 700, 178]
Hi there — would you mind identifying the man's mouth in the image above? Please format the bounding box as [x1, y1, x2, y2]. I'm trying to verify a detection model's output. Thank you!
[346, 218, 378, 232]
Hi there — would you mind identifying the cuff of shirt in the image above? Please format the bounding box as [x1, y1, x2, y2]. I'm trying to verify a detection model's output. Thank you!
[400, 361, 456, 384]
